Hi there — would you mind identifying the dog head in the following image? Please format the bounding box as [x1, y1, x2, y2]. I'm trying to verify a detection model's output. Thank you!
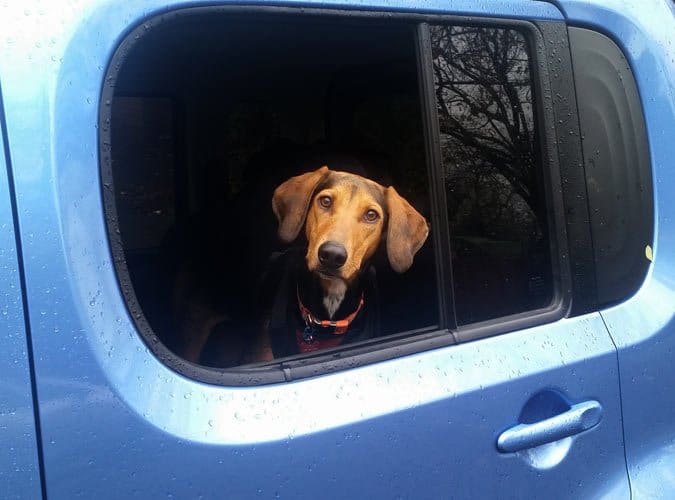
[272, 166, 429, 285]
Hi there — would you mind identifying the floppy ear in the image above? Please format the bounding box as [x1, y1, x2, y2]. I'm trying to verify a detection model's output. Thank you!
[385, 186, 429, 273]
[272, 166, 330, 243]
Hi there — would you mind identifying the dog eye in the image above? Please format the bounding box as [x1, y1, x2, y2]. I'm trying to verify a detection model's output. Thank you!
[364, 209, 380, 222]
[318, 196, 332, 209]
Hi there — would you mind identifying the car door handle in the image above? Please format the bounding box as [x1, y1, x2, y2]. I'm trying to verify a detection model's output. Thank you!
[497, 400, 603, 453]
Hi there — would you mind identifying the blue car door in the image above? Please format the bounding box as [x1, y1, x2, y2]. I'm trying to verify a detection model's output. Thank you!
[0, 1, 632, 498]
[0, 85, 43, 499]
[559, 0, 675, 497]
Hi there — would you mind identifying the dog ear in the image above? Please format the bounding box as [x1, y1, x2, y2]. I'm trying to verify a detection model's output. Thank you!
[272, 166, 330, 243]
[385, 186, 429, 273]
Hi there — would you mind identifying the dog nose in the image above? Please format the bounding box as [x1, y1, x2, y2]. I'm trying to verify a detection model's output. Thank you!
[318, 241, 348, 269]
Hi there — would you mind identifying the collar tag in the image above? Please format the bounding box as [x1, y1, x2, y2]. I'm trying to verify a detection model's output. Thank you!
[302, 325, 315, 343]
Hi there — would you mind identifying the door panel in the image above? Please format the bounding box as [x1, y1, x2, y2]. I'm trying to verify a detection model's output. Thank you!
[0, 1, 629, 498]
[559, 0, 675, 497]
[0, 88, 43, 499]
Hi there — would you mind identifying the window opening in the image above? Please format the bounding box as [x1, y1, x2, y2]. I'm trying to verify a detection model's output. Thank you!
[101, 9, 566, 381]
[108, 14, 438, 368]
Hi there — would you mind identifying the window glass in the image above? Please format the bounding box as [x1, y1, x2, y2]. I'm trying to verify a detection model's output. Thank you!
[430, 25, 553, 324]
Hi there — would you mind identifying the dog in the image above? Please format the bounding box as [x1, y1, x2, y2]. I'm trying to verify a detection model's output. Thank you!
[248, 165, 429, 362]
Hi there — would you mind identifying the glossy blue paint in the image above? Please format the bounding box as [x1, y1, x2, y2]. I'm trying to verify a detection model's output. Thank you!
[5, 0, 674, 498]
[0, 92, 42, 499]
[556, 0, 675, 497]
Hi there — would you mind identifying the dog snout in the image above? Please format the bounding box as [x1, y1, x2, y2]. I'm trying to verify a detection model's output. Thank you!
[318, 241, 348, 269]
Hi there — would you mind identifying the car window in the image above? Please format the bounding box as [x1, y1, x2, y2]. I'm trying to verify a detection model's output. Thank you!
[100, 11, 576, 382]
[430, 25, 552, 324]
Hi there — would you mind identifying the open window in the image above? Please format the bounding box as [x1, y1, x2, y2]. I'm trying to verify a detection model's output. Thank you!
[104, 12, 440, 379]
[101, 7, 649, 384]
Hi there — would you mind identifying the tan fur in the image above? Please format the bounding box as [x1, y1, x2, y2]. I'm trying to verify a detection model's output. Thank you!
[385, 186, 430, 273]
[273, 166, 429, 288]
[304, 179, 385, 284]
[272, 166, 330, 244]
[246, 166, 428, 364]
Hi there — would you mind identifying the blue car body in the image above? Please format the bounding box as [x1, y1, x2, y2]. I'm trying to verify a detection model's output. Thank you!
[0, 0, 674, 498]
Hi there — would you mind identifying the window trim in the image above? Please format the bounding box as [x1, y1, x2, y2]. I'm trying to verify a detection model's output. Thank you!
[568, 26, 653, 310]
[99, 5, 578, 385]
[441, 20, 577, 342]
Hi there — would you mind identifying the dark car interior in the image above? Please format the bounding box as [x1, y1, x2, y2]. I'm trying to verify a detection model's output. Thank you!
[109, 14, 439, 366]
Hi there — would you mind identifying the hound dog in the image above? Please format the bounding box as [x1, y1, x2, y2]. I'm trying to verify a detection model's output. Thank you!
[248, 166, 429, 362]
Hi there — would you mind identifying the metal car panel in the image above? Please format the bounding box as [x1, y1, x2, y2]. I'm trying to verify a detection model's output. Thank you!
[0, 88, 43, 500]
[556, 0, 675, 496]
[0, 1, 631, 498]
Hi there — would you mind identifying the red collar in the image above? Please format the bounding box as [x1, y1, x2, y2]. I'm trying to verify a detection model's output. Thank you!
[296, 285, 365, 336]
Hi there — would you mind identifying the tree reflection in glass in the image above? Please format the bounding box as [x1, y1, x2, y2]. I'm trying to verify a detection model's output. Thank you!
[431, 25, 552, 324]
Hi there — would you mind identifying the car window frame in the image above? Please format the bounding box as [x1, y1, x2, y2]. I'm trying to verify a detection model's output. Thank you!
[99, 6, 580, 385]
